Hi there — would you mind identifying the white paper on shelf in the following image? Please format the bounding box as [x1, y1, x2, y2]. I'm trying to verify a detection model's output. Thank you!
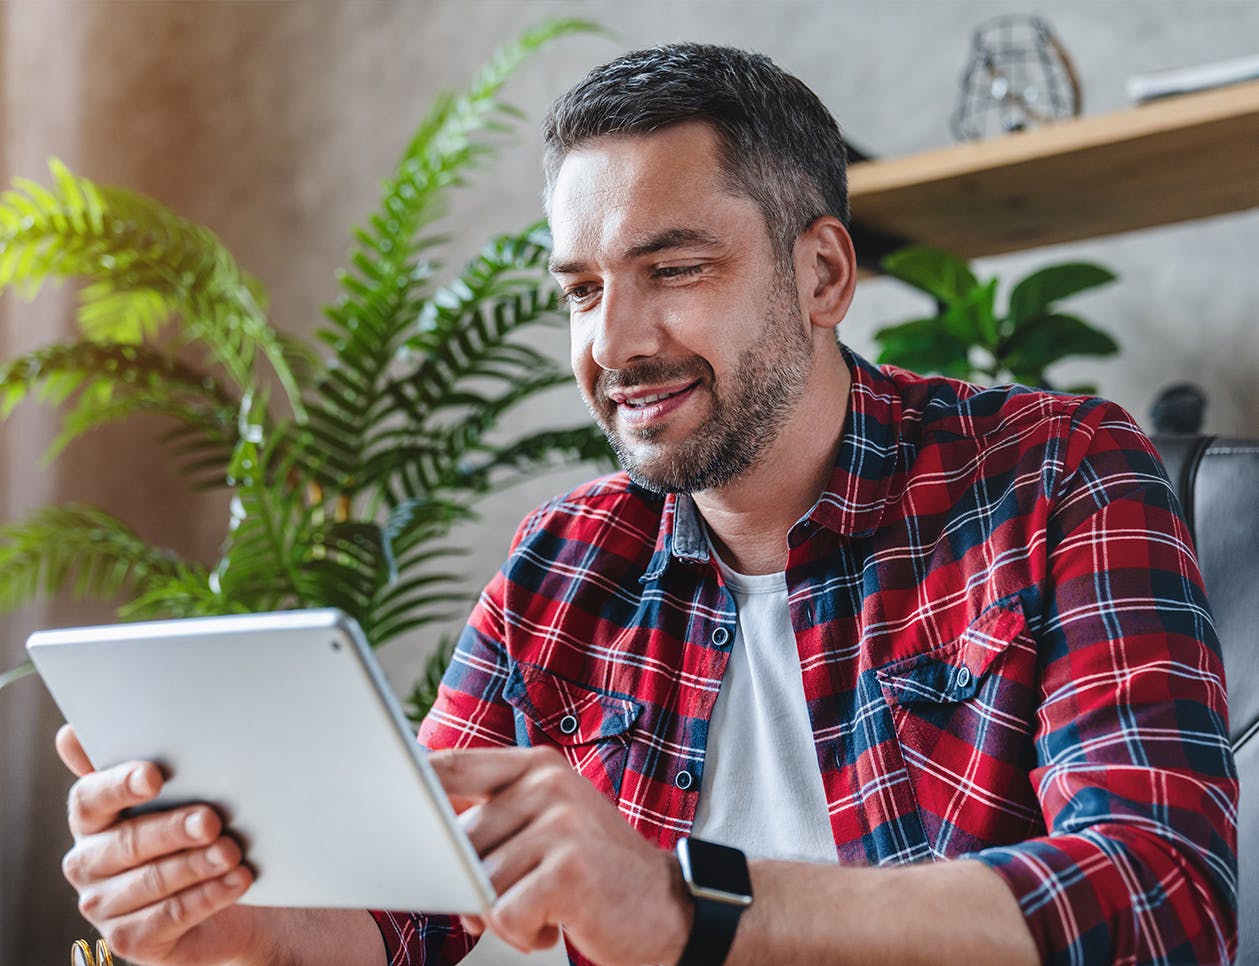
[1127, 53, 1259, 104]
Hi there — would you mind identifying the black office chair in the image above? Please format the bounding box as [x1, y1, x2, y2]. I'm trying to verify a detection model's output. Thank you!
[1154, 436, 1258, 965]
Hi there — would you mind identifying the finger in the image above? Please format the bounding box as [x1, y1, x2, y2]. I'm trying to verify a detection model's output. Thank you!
[81, 835, 243, 921]
[475, 796, 583, 901]
[68, 762, 164, 837]
[459, 914, 486, 936]
[56, 724, 93, 778]
[486, 865, 564, 954]
[459, 787, 536, 859]
[99, 867, 252, 963]
[65, 806, 221, 885]
[462, 748, 586, 861]
[429, 746, 556, 801]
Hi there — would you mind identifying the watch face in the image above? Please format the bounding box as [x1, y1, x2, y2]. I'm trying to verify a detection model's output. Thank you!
[682, 838, 753, 899]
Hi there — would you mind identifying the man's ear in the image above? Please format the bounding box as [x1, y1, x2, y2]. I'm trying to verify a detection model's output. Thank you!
[797, 216, 856, 332]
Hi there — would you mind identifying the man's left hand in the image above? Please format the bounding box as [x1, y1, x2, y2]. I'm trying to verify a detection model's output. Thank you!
[430, 746, 692, 965]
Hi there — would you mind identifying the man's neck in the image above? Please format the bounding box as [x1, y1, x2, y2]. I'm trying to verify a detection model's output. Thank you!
[693, 346, 851, 575]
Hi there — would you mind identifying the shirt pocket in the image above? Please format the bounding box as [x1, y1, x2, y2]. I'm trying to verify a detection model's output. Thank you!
[503, 662, 642, 802]
[875, 597, 1043, 858]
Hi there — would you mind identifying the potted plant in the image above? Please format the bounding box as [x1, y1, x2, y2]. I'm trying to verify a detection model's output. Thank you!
[0, 19, 609, 722]
[873, 245, 1119, 391]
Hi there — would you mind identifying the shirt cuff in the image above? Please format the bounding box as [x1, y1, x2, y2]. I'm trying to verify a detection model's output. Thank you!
[369, 910, 475, 966]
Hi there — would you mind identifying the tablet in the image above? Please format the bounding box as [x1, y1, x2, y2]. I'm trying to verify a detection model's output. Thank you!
[27, 608, 495, 913]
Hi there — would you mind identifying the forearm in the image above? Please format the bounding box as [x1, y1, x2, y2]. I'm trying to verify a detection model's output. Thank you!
[727, 859, 1037, 966]
[244, 908, 385, 966]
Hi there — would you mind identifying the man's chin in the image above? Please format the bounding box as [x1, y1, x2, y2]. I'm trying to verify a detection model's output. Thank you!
[609, 442, 680, 493]
[618, 450, 719, 495]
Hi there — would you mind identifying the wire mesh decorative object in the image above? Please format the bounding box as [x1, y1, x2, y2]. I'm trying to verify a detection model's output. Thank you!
[952, 15, 1082, 141]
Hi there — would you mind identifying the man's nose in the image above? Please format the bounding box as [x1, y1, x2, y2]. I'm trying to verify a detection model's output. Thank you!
[591, 283, 662, 371]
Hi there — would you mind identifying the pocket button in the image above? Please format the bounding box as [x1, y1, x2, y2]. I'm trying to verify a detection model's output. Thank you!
[955, 666, 972, 690]
[558, 714, 579, 736]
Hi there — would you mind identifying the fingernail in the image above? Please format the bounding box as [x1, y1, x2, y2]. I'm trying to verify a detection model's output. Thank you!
[185, 811, 207, 838]
[127, 766, 152, 796]
[223, 869, 246, 889]
[206, 842, 228, 869]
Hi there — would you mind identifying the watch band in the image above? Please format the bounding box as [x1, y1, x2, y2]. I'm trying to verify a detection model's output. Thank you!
[676, 892, 744, 966]
[675, 838, 752, 966]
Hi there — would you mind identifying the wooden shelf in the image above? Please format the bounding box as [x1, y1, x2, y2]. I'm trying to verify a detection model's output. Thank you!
[847, 79, 1259, 262]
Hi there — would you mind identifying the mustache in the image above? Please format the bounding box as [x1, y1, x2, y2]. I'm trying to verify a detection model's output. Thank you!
[595, 358, 712, 399]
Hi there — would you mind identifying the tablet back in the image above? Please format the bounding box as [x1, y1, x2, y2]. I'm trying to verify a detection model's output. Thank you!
[27, 609, 494, 913]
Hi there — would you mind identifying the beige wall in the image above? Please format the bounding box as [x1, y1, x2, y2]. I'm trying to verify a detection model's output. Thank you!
[1, 1, 1256, 961]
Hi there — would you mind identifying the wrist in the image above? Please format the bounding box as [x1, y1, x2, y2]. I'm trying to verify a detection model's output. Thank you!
[657, 844, 696, 965]
[236, 908, 381, 966]
[231, 908, 300, 966]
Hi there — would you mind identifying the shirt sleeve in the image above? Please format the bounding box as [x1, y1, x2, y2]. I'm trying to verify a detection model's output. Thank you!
[973, 398, 1239, 964]
[369, 540, 525, 964]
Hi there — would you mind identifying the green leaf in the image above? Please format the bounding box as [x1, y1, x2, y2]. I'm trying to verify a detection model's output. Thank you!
[880, 246, 978, 305]
[873, 317, 973, 379]
[0, 504, 197, 613]
[940, 278, 999, 347]
[1000, 312, 1120, 378]
[1007, 262, 1116, 329]
[0, 160, 304, 419]
[0, 341, 238, 462]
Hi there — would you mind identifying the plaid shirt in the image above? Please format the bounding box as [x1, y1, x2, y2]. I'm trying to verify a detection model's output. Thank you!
[373, 350, 1237, 965]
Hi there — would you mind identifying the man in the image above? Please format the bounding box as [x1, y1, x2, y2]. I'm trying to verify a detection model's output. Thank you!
[57, 44, 1237, 965]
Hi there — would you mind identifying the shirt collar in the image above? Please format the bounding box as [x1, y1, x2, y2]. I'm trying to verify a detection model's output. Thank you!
[641, 346, 903, 583]
[803, 346, 904, 541]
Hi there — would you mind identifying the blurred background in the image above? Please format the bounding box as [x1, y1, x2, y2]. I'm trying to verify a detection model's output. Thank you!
[2, 1, 1256, 962]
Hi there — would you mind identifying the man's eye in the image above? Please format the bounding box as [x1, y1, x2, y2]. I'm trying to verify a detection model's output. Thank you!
[655, 265, 703, 280]
[560, 284, 599, 307]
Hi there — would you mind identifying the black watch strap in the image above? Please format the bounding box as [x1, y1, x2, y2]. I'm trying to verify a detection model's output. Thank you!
[675, 838, 752, 966]
[677, 893, 744, 966]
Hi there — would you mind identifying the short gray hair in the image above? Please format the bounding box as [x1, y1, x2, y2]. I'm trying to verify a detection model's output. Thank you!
[542, 43, 850, 260]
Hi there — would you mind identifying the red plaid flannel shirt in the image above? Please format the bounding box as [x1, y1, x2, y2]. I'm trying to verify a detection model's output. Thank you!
[373, 350, 1237, 965]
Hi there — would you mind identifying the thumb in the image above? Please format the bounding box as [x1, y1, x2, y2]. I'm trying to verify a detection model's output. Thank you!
[56, 724, 93, 778]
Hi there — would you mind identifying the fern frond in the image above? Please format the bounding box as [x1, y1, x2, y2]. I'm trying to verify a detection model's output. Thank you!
[404, 633, 458, 725]
[0, 340, 239, 463]
[0, 159, 304, 417]
[211, 422, 318, 612]
[307, 21, 592, 492]
[0, 504, 197, 612]
[121, 569, 233, 621]
[357, 498, 474, 645]
[457, 425, 616, 492]
[318, 227, 562, 502]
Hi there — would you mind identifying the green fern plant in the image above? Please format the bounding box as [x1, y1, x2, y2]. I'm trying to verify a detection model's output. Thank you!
[0, 20, 611, 721]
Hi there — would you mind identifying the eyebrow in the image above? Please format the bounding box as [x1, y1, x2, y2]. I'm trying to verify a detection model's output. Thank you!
[548, 226, 724, 276]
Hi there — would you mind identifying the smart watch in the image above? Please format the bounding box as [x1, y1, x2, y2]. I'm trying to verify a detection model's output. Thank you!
[675, 837, 753, 966]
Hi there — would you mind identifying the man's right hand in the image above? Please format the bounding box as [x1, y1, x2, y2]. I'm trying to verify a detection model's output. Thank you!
[57, 724, 271, 965]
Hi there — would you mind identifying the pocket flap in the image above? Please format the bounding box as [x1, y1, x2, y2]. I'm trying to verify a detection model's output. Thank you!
[504, 663, 641, 746]
[877, 598, 1028, 705]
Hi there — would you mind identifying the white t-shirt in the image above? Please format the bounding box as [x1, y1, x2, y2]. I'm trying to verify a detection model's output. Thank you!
[689, 543, 837, 864]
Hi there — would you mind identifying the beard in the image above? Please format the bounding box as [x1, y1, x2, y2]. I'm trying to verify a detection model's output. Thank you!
[583, 277, 814, 494]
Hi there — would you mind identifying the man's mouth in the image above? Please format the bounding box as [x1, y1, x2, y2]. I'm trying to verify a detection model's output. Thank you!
[605, 380, 702, 426]
[613, 382, 698, 409]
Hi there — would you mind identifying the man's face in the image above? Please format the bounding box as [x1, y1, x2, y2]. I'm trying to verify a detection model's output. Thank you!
[548, 122, 814, 494]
